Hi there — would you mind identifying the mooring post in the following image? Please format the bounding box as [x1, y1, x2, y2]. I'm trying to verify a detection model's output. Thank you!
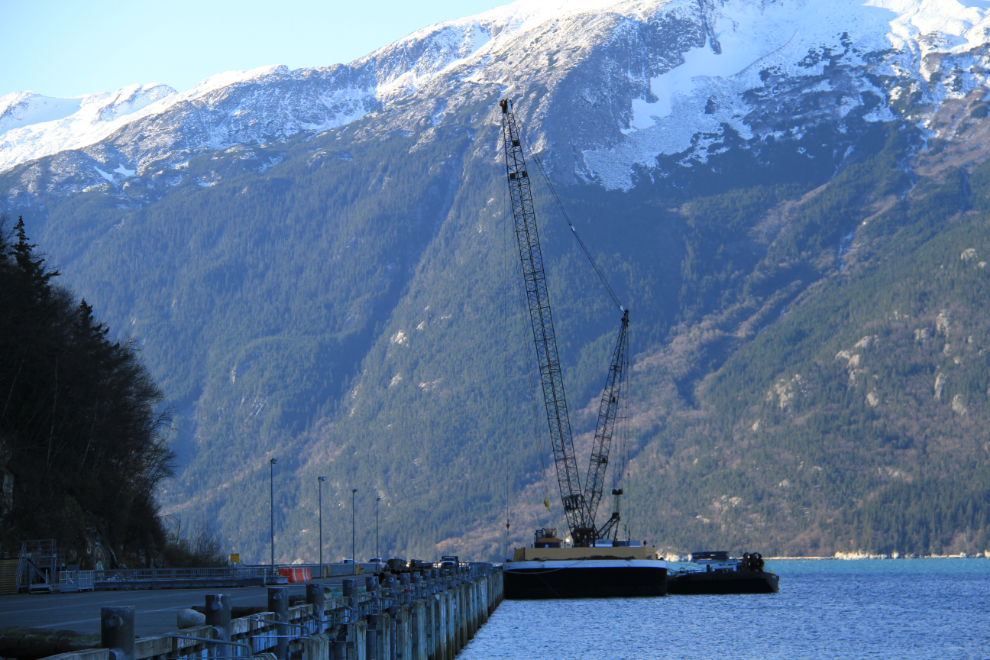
[383, 575, 398, 660]
[419, 574, 433, 657]
[410, 572, 420, 599]
[388, 603, 398, 660]
[101, 606, 135, 660]
[307, 582, 326, 633]
[205, 594, 232, 658]
[343, 579, 356, 624]
[268, 586, 289, 660]
[384, 574, 397, 612]
[365, 576, 379, 659]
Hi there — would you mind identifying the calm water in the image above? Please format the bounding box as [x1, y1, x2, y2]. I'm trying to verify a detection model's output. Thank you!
[460, 559, 989, 659]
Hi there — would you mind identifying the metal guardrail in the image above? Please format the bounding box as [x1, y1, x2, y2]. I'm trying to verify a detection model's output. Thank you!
[59, 570, 95, 592]
[29, 562, 371, 593]
[47, 561, 450, 593]
[252, 562, 375, 578]
[92, 566, 272, 590]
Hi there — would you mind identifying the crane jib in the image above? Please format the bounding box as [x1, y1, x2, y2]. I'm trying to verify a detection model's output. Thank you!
[584, 309, 629, 531]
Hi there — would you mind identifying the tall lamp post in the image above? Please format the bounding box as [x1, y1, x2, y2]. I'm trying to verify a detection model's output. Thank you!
[375, 496, 381, 563]
[351, 488, 357, 576]
[318, 476, 326, 579]
[269, 458, 277, 575]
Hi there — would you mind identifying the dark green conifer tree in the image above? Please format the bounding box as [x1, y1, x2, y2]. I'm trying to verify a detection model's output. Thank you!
[0, 216, 176, 567]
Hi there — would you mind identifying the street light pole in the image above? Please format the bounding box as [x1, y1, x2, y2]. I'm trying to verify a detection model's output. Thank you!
[351, 488, 357, 576]
[318, 476, 326, 579]
[375, 496, 381, 562]
[269, 458, 277, 575]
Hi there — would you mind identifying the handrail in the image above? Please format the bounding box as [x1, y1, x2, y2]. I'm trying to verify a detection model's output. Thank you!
[165, 635, 253, 658]
[239, 618, 313, 633]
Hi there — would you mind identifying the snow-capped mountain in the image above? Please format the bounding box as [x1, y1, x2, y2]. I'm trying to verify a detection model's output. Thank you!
[4, 0, 990, 199]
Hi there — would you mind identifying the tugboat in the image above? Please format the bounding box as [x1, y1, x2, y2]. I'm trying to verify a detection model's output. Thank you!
[503, 528, 668, 599]
[667, 551, 779, 595]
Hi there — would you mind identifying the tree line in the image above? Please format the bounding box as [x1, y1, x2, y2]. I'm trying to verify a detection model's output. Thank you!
[0, 216, 177, 568]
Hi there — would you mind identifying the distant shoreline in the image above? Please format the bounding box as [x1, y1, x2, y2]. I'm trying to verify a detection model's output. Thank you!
[760, 554, 986, 560]
[663, 553, 989, 561]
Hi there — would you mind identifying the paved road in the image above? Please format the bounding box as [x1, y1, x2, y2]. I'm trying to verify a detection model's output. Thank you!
[0, 576, 360, 637]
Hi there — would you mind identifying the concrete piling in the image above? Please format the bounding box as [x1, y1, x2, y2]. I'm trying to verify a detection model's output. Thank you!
[205, 594, 232, 658]
[100, 606, 135, 660]
[364, 576, 379, 660]
[365, 614, 377, 660]
[303, 634, 329, 660]
[307, 583, 326, 630]
[268, 587, 289, 660]
[343, 579, 357, 624]
[384, 575, 399, 660]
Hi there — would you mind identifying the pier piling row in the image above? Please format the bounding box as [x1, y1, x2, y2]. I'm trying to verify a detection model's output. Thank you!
[39, 564, 503, 660]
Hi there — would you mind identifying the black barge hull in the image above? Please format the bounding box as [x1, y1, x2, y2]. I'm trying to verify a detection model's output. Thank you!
[505, 560, 668, 599]
[667, 570, 779, 595]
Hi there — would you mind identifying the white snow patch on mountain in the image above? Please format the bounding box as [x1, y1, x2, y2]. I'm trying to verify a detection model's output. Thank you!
[585, 0, 990, 189]
[627, 2, 800, 131]
[0, 83, 175, 173]
[182, 64, 290, 98]
[0, 92, 84, 134]
[0, 0, 692, 177]
[882, 0, 990, 56]
[0, 66, 327, 175]
[474, 0, 673, 36]
[93, 167, 115, 184]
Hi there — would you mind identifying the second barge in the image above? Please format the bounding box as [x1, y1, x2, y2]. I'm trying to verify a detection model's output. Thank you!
[667, 551, 779, 595]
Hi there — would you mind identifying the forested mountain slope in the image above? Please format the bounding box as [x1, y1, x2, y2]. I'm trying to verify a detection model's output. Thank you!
[3, 0, 990, 561]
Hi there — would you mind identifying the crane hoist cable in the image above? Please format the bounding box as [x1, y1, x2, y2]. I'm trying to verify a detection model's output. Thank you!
[527, 144, 625, 313]
[496, 101, 624, 313]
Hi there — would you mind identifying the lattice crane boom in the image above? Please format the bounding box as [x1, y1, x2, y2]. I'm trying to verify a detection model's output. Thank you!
[499, 99, 590, 540]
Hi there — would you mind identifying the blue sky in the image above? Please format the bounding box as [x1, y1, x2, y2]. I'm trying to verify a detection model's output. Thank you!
[0, 0, 508, 98]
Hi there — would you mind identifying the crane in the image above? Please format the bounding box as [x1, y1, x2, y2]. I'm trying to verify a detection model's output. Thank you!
[498, 98, 630, 547]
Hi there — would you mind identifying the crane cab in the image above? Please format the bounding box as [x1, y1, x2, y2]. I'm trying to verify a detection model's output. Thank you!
[534, 528, 562, 548]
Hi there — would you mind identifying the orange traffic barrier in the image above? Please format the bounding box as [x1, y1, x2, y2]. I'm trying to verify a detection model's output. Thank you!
[278, 567, 312, 583]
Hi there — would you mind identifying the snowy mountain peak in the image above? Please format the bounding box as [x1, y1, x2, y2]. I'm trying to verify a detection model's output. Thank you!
[0, 83, 176, 173]
[0, 84, 175, 135]
[4, 0, 990, 190]
[181, 64, 293, 98]
[0, 91, 84, 135]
